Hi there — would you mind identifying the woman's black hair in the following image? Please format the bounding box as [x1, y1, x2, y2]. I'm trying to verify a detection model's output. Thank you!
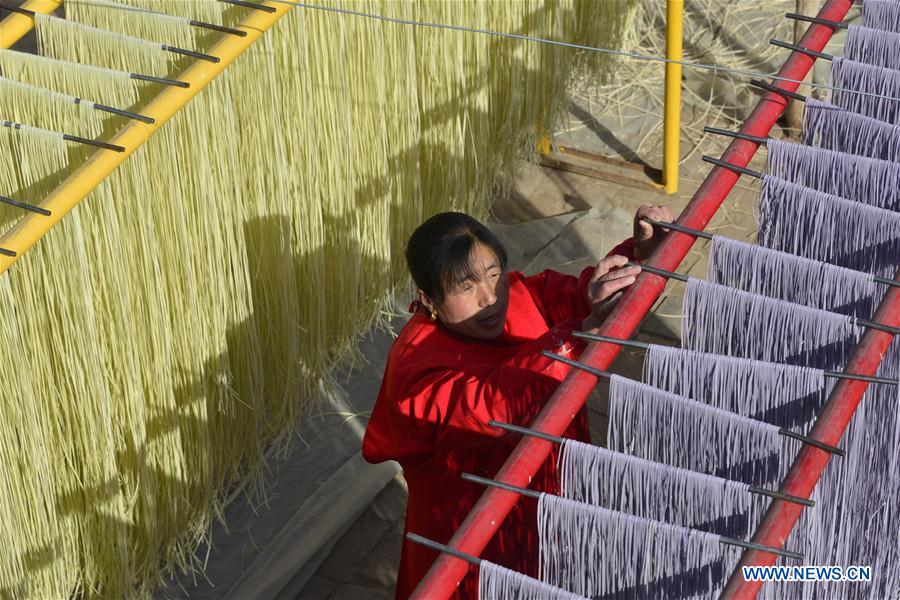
[406, 212, 509, 305]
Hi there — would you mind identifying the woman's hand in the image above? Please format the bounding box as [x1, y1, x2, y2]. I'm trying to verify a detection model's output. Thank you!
[634, 204, 675, 261]
[581, 255, 641, 332]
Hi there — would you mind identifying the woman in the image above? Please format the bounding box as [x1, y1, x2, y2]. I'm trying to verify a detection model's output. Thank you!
[363, 205, 673, 599]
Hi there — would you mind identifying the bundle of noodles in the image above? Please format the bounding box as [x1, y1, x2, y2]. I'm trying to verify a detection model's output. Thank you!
[0, 123, 73, 212]
[0, 0, 637, 596]
[538, 494, 741, 599]
[0, 128, 86, 598]
[1, 103, 217, 597]
[65, 0, 213, 47]
[0, 77, 107, 139]
[110, 0, 227, 26]
[0, 49, 145, 109]
[36, 13, 265, 591]
[479, 560, 588, 600]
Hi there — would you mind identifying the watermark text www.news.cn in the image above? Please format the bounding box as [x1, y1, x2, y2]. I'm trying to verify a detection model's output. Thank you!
[742, 565, 871, 583]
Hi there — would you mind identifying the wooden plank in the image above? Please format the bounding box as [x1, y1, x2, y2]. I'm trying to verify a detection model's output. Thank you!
[538, 152, 665, 193]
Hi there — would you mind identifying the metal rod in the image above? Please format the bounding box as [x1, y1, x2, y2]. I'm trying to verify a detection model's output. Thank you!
[0, 195, 51, 216]
[2, 117, 119, 152]
[74, 98, 154, 125]
[62, 133, 125, 153]
[719, 536, 804, 561]
[873, 274, 900, 290]
[461, 473, 545, 500]
[413, 4, 854, 596]
[492, 419, 816, 507]
[572, 331, 651, 350]
[771, 38, 834, 61]
[540, 351, 614, 380]
[778, 428, 846, 456]
[663, 0, 683, 194]
[489, 420, 565, 445]
[747, 485, 815, 508]
[641, 216, 713, 240]
[189, 19, 247, 37]
[785, 11, 848, 29]
[704, 126, 768, 146]
[0, 0, 33, 15]
[855, 317, 900, 336]
[406, 533, 482, 567]
[0, 247, 15, 257]
[91, 102, 154, 124]
[218, 0, 277, 12]
[750, 78, 808, 103]
[161, 44, 220, 64]
[626, 261, 689, 283]
[129, 72, 190, 88]
[823, 370, 898, 386]
[702, 155, 764, 179]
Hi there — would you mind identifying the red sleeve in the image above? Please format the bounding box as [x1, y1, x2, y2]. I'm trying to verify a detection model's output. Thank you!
[520, 237, 637, 326]
[607, 237, 637, 261]
[365, 321, 584, 460]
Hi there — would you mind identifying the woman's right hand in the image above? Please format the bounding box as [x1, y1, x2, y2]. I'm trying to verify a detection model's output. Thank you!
[581, 255, 640, 332]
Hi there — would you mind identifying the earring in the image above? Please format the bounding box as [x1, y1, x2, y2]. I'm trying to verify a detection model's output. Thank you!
[430, 307, 438, 321]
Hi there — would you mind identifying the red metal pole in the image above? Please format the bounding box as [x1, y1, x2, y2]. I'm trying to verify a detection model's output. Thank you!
[720, 277, 900, 599]
[410, 2, 853, 598]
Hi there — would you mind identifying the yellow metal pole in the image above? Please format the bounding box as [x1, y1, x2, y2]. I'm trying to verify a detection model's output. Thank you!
[0, 1, 291, 274]
[0, 0, 62, 49]
[663, 0, 683, 194]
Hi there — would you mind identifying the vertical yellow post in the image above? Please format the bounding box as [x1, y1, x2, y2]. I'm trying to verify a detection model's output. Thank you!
[663, 0, 683, 194]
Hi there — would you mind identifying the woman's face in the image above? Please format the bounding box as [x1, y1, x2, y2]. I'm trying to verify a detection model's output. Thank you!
[423, 242, 510, 341]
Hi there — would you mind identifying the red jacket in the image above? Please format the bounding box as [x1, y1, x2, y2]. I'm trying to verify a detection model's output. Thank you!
[362, 239, 636, 600]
